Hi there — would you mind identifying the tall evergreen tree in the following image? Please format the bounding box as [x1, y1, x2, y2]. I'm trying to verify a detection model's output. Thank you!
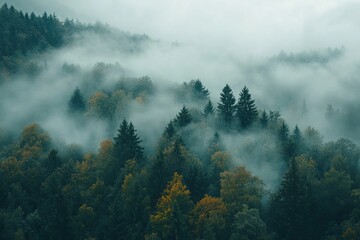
[192, 79, 210, 100]
[176, 106, 192, 128]
[270, 158, 310, 240]
[236, 86, 258, 129]
[259, 110, 269, 129]
[203, 100, 215, 117]
[68, 87, 85, 113]
[163, 120, 176, 139]
[113, 120, 143, 169]
[217, 84, 236, 126]
[289, 125, 303, 157]
[278, 121, 290, 159]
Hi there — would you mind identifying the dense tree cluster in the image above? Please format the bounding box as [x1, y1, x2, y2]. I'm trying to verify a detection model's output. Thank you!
[1, 79, 360, 240]
[1, 4, 360, 240]
[0, 3, 76, 79]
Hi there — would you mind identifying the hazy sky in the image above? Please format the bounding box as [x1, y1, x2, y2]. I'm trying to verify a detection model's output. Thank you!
[2, 0, 360, 55]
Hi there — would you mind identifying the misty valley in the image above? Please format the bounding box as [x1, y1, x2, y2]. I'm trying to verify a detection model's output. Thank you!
[2, 3, 360, 240]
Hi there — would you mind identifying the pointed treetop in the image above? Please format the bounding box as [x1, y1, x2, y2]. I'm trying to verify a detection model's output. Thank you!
[217, 84, 236, 125]
[68, 87, 85, 113]
[203, 100, 215, 117]
[176, 105, 192, 128]
[236, 86, 258, 129]
[163, 120, 176, 139]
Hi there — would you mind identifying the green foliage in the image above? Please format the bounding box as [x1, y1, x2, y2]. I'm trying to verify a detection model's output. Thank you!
[217, 84, 236, 126]
[68, 87, 85, 113]
[203, 99, 216, 117]
[220, 166, 265, 216]
[230, 205, 268, 240]
[236, 86, 258, 129]
[113, 120, 144, 170]
[175, 105, 192, 128]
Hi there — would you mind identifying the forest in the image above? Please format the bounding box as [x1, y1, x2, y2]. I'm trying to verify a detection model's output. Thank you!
[1, 3, 360, 240]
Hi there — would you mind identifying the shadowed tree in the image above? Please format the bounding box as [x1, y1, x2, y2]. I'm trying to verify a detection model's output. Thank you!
[68, 87, 85, 113]
[176, 106, 192, 128]
[113, 120, 143, 169]
[203, 100, 215, 117]
[236, 86, 258, 129]
[163, 120, 176, 139]
[217, 84, 236, 127]
[270, 158, 311, 240]
[192, 79, 210, 101]
[259, 110, 269, 129]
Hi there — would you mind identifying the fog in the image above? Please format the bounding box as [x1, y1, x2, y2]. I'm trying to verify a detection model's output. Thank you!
[1, 0, 360, 189]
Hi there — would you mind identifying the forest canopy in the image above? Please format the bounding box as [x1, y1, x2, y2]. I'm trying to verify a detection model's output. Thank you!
[1, 3, 360, 240]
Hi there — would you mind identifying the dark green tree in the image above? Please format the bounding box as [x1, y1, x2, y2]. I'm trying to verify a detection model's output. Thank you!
[288, 125, 303, 158]
[203, 100, 215, 117]
[113, 120, 144, 169]
[217, 84, 236, 126]
[163, 120, 176, 139]
[68, 87, 85, 113]
[270, 158, 311, 240]
[192, 79, 210, 100]
[236, 86, 258, 129]
[259, 110, 269, 129]
[278, 121, 290, 159]
[176, 106, 192, 128]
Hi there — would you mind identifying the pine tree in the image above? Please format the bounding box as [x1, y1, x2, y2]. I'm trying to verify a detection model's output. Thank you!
[217, 84, 236, 126]
[236, 86, 258, 129]
[176, 106, 192, 127]
[270, 158, 309, 240]
[278, 121, 290, 160]
[203, 100, 215, 117]
[259, 110, 269, 128]
[68, 87, 85, 113]
[192, 79, 210, 100]
[113, 120, 143, 169]
[289, 125, 303, 157]
[163, 120, 176, 139]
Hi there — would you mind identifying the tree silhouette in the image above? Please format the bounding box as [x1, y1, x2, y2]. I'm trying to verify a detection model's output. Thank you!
[236, 86, 258, 129]
[217, 84, 236, 126]
[176, 106, 192, 128]
[68, 87, 85, 113]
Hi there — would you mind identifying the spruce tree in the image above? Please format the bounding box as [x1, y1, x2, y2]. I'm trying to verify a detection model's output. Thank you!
[68, 87, 85, 113]
[270, 158, 309, 240]
[192, 79, 210, 100]
[259, 110, 269, 128]
[113, 119, 143, 168]
[176, 106, 192, 127]
[278, 121, 290, 159]
[217, 84, 236, 126]
[236, 86, 258, 129]
[203, 100, 215, 117]
[163, 120, 176, 139]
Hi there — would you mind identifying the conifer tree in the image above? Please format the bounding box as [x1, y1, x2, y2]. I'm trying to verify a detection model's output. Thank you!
[68, 87, 85, 113]
[203, 100, 215, 117]
[192, 79, 210, 100]
[217, 84, 236, 126]
[163, 120, 176, 139]
[270, 158, 310, 240]
[176, 106, 192, 127]
[113, 120, 143, 168]
[259, 110, 269, 128]
[236, 86, 258, 129]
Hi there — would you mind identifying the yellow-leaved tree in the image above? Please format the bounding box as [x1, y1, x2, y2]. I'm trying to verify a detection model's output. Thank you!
[150, 172, 193, 240]
[190, 195, 227, 240]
